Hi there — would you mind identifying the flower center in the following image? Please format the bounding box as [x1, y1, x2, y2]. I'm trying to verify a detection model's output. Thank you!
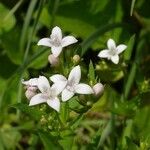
[66, 84, 75, 92]
[109, 49, 117, 56]
[51, 37, 61, 47]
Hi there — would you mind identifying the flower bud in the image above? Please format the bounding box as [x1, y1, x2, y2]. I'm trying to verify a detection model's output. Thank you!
[48, 54, 59, 66]
[93, 83, 104, 96]
[72, 55, 80, 64]
[25, 88, 37, 99]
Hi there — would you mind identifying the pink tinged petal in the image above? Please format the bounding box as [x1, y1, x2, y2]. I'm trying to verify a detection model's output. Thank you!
[38, 76, 50, 93]
[29, 94, 47, 106]
[22, 78, 38, 86]
[107, 39, 116, 50]
[50, 26, 62, 42]
[47, 97, 60, 112]
[50, 74, 67, 83]
[68, 65, 81, 85]
[111, 55, 119, 64]
[75, 83, 94, 94]
[51, 46, 62, 57]
[98, 49, 110, 58]
[61, 36, 78, 47]
[116, 44, 127, 54]
[25, 89, 36, 99]
[51, 82, 67, 96]
[93, 83, 104, 96]
[62, 89, 74, 102]
[37, 38, 52, 47]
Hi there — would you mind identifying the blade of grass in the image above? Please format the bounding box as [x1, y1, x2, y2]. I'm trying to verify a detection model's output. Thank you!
[4, 0, 24, 21]
[130, 0, 136, 16]
[19, 0, 37, 52]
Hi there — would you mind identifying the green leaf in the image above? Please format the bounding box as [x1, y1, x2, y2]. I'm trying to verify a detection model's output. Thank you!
[0, 3, 16, 34]
[1, 27, 23, 64]
[124, 35, 135, 61]
[12, 103, 42, 121]
[38, 131, 62, 150]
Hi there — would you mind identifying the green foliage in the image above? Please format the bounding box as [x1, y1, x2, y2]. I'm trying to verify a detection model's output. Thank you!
[0, 0, 150, 149]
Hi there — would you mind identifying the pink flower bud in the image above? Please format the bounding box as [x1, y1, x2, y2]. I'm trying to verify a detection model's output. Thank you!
[93, 83, 104, 96]
[48, 54, 59, 66]
[25, 88, 37, 99]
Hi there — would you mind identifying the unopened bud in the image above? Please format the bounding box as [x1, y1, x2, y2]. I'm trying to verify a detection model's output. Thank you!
[93, 83, 104, 96]
[25, 88, 37, 99]
[72, 55, 80, 64]
[48, 54, 59, 66]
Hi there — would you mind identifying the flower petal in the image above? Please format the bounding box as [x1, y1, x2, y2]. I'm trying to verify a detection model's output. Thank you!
[37, 38, 52, 47]
[116, 44, 127, 54]
[68, 65, 81, 85]
[62, 89, 74, 102]
[107, 39, 116, 50]
[51, 46, 62, 57]
[75, 83, 94, 94]
[50, 74, 67, 83]
[21, 78, 38, 86]
[50, 26, 62, 42]
[38, 76, 50, 93]
[29, 94, 47, 106]
[98, 49, 110, 58]
[51, 82, 67, 96]
[61, 36, 78, 47]
[111, 55, 119, 64]
[47, 97, 60, 112]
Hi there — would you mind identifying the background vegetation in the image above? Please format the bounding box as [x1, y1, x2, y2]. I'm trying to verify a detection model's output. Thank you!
[0, 0, 150, 149]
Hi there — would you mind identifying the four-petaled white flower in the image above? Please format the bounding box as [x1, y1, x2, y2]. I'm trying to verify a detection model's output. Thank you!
[29, 76, 64, 112]
[98, 39, 127, 64]
[37, 26, 78, 57]
[50, 65, 94, 102]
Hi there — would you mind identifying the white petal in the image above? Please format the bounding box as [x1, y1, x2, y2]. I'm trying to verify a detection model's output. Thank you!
[29, 94, 47, 106]
[50, 74, 67, 83]
[68, 65, 81, 85]
[62, 89, 74, 102]
[116, 44, 127, 54]
[111, 55, 119, 64]
[37, 38, 52, 47]
[98, 49, 110, 58]
[75, 83, 94, 94]
[21, 78, 38, 86]
[38, 76, 50, 93]
[50, 26, 62, 42]
[107, 39, 116, 50]
[51, 46, 62, 57]
[61, 36, 78, 47]
[51, 82, 67, 96]
[47, 97, 60, 112]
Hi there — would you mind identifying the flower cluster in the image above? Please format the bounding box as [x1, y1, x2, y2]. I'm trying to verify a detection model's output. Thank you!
[22, 26, 127, 112]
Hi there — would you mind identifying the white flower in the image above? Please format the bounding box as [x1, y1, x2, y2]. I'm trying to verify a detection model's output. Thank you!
[37, 26, 78, 57]
[98, 39, 127, 64]
[29, 76, 64, 112]
[50, 65, 94, 102]
[93, 83, 104, 96]
[48, 54, 59, 67]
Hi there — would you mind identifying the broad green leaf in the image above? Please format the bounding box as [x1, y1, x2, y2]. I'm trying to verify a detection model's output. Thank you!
[1, 27, 23, 64]
[0, 3, 16, 34]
